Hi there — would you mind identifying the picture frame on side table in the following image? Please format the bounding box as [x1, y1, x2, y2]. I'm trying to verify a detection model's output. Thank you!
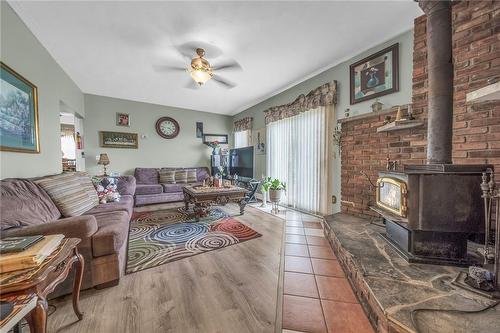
[203, 134, 228, 144]
[100, 131, 138, 149]
[0, 62, 40, 153]
[350, 43, 399, 105]
[116, 113, 130, 127]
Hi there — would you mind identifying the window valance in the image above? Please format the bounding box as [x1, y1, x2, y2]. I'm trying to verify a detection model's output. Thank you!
[234, 117, 253, 132]
[264, 81, 337, 125]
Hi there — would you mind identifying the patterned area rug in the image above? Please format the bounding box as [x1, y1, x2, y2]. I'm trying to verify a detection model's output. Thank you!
[126, 207, 261, 273]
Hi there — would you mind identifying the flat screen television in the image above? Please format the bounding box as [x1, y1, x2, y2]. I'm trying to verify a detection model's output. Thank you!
[229, 146, 254, 179]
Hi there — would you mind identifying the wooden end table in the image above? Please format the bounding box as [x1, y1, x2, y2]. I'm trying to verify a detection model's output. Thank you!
[0, 238, 84, 333]
[183, 186, 249, 221]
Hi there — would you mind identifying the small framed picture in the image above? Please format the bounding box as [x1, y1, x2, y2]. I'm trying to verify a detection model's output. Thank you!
[196, 122, 203, 138]
[116, 113, 130, 127]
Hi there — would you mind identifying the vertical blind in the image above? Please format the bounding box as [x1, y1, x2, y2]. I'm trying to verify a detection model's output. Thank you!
[266, 106, 330, 214]
[234, 130, 251, 148]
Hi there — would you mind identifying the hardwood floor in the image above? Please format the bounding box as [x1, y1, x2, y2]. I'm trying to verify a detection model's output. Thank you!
[47, 204, 284, 333]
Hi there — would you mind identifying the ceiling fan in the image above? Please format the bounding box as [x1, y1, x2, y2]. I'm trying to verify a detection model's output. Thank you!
[155, 45, 241, 89]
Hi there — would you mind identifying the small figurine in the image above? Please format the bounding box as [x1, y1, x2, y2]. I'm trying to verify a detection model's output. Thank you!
[383, 115, 392, 125]
[407, 104, 415, 120]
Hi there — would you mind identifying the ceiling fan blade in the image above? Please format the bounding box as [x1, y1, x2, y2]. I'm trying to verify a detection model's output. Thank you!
[153, 65, 186, 72]
[212, 60, 242, 71]
[212, 75, 237, 89]
[184, 79, 201, 90]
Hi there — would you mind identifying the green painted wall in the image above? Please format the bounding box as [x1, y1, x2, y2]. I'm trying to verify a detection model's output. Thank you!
[0, 2, 85, 178]
[233, 30, 414, 213]
[84, 94, 233, 176]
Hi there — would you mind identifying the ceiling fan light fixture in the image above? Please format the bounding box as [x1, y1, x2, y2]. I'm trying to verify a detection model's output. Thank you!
[189, 67, 212, 85]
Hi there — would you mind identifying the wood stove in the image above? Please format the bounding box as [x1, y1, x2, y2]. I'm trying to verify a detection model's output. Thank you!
[375, 165, 491, 265]
[372, 0, 493, 266]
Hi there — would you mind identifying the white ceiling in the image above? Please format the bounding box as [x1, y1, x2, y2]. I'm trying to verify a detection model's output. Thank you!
[9, 1, 421, 115]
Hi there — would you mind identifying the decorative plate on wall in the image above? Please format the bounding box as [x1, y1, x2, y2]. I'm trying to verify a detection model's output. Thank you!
[156, 117, 180, 139]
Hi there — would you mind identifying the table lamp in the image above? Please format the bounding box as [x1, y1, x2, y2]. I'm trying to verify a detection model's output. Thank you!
[97, 153, 110, 176]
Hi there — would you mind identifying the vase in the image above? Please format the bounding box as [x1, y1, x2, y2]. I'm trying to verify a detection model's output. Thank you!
[366, 72, 380, 88]
[260, 191, 268, 208]
[269, 189, 283, 203]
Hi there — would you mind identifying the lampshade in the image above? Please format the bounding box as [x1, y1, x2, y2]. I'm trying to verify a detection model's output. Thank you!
[189, 68, 212, 85]
[97, 153, 110, 165]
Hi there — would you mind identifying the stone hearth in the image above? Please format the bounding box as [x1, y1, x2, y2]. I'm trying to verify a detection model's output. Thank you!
[323, 213, 500, 333]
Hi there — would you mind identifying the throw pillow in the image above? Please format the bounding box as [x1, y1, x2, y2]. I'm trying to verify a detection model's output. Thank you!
[159, 168, 176, 184]
[91, 177, 121, 204]
[186, 169, 197, 183]
[75, 172, 99, 206]
[175, 169, 188, 184]
[35, 173, 98, 217]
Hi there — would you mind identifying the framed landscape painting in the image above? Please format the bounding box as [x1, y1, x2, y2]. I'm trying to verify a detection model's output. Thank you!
[350, 43, 399, 105]
[0, 62, 40, 153]
[100, 131, 138, 149]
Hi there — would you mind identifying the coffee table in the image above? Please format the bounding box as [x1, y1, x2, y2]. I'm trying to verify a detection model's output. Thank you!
[183, 186, 249, 221]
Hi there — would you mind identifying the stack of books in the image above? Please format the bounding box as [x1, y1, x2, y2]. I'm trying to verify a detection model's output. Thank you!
[0, 235, 64, 273]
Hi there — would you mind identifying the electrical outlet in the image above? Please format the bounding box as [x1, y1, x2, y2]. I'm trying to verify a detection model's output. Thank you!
[331, 195, 337, 204]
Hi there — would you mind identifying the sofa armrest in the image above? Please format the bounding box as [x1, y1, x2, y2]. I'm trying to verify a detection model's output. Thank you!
[114, 176, 136, 196]
[2, 215, 98, 240]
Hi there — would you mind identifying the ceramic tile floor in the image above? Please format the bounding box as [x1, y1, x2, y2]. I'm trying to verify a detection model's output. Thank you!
[251, 203, 374, 333]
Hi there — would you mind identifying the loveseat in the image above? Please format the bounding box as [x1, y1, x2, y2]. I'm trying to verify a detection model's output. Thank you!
[134, 167, 210, 206]
[0, 173, 136, 296]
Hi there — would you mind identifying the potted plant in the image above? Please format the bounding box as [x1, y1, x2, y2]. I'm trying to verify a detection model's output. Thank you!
[268, 178, 286, 204]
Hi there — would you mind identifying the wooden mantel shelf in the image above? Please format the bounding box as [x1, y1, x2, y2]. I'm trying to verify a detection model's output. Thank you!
[337, 104, 410, 124]
[377, 119, 424, 133]
[466, 81, 500, 103]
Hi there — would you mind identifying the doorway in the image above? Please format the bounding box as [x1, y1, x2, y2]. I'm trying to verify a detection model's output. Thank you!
[60, 113, 77, 171]
[59, 107, 85, 172]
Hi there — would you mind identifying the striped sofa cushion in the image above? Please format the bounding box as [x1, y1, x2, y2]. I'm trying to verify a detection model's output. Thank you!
[159, 168, 176, 184]
[35, 173, 98, 217]
[174, 170, 188, 184]
[186, 169, 197, 183]
[75, 172, 99, 206]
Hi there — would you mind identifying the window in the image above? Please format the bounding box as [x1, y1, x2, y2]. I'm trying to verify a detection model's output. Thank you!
[266, 106, 331, 214]
[234, 129, 251, 148]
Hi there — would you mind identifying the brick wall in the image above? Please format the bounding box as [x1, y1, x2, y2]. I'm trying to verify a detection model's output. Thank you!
[341, 0, 500, 217]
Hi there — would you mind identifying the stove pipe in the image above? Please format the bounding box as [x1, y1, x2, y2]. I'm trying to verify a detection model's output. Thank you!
[418, 0, 454, 165]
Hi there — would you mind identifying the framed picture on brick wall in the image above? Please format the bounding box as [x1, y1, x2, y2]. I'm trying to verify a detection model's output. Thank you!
[350, 43, 399, 105]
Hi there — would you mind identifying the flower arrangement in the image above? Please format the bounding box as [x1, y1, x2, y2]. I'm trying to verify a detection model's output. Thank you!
[206, 141, 220, 149]
[207, 141, 220, 155]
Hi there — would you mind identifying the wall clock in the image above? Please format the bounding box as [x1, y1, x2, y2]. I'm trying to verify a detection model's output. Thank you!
[155, 117, 180, 139]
